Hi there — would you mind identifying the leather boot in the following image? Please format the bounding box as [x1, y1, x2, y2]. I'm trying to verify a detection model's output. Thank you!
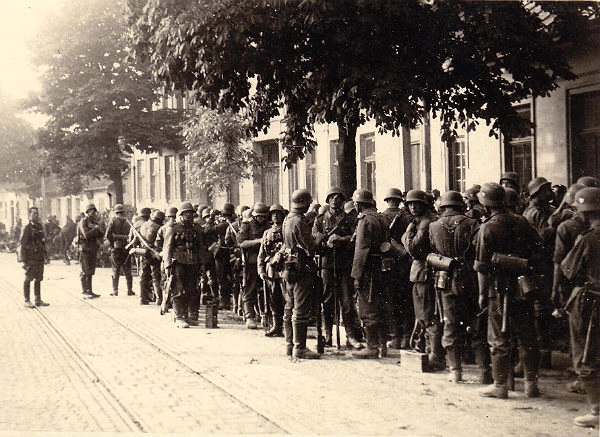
[522, 347, 541, 397]
[480, 353, 509, 399]
[284, 318, 293, 356]
[80, 276, 87, 294]
[475, 343, 492, 384]
[23, 280, 31, 304]
[33, 281, 49, 306]
[84, 276, 100, 298]
[378, 326, 388, 358]
[574, 381, 600, 428]
[292, 323, 320, 359]
[153, 280, 163, 305]
[446, 346, 463, 383]
[352, 326, 380, 359]
[126, 275, 134, 295]
[265, 320, 284, 337]
[110, 276, 119, 296]
[324, 320, 333, 347]
[427, 323, 445, 371]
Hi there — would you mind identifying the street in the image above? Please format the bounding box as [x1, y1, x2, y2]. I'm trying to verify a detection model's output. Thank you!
[0, 253, 594, 436]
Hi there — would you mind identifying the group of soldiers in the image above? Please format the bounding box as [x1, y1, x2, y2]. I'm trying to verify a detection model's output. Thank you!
[18, 171, 600, 428]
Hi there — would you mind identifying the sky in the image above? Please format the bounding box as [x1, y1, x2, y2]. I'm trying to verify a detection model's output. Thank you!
[0, 0, 61, 125]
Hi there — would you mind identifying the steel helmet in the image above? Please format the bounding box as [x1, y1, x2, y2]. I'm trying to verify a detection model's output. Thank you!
[477, 183, 505, 207]
[269, 203, 285, 214]
[500, 172, 519, 186]
[564, 183, 586, 206]
[201, 208, 212, 218]
[405, 189, 428, 205]
[85, 203, 97, 213]
[113, 204, 125, 213]
[384, 188, 403, 202]
[574, 187, 600, 212]
[151, 210, 165, 222]
[576, 176, 600, 188]
[140, 207, 151, 217]
[465, 186, 480, 200]
[352, 189, 374, 205]
[222, 203, 235, 216]
[291, 189, 313, 210]
[325, 187, 344, 203]
[252, 202, 270, 217]
[180, 202, 195, 213]
[527, 177, 551, 198]
[439, 191, 465, 208]
[166, 207, 178, 218]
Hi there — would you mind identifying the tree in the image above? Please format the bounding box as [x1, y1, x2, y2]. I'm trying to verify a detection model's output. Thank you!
[128, 0, 596, 195]
[181, 108, 261, 201]
[29, 0, 183, 203]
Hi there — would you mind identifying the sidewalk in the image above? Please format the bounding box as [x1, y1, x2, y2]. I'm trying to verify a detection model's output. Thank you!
[0, 254, 596, 436]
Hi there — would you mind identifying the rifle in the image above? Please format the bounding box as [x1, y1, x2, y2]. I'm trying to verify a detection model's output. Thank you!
[161, 269, 174, 315]
[125, 218, 161, 261]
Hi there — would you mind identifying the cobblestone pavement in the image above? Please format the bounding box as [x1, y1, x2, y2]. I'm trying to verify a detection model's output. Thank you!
[0, 253, 598, 436]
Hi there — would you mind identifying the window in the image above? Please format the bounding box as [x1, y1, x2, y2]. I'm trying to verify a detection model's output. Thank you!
[150, 157, 158, 202]
[165, 155, 175, 203]
[448, 138, 467, 192]
[504, 104, 533, 190]
[330, 140, 340, 188]
[179, 153, 187, 200]
[571, 90, 600, 182]
[136, 159, 145, 201]
[360, 133, 376, 195]
[306, 150, 318, 199]
[260, 141, 280, 205]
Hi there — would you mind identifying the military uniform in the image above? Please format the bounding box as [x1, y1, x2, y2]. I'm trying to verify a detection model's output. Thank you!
[211, 215, 235, 309]
[60, 218, 76, 264]
[313, 205, 363, 345]
[381, 205, 413, 348]
[162, 208, 206, 327]
[475, 184, 543, 398]
[105, 213, 132, 295]
[77, 207, 104, 297]
[237, 206, 270, 325]
[428, 194, 480, 381]
[20, 218, 47, 306]
[258, 215, 285, 336]
[138, 215, 163, 305]
[560, 186, 600, 427]
[283, 190, 319, 358]
[351, 190, 388, 358]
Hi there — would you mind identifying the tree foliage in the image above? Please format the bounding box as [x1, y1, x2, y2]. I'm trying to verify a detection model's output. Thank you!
[181, 108, 261, 194]
[129, 0, 595, 194]
[29, 0, 183, 202]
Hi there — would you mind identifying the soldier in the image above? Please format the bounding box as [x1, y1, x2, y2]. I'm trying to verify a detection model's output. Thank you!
[561, 187, 600, 428]
[163, 202, 206, 328]
[313, 187, 364, 348]
[258, 204, 286, 337]
[60, 216, 77, 265]
[500, 172, 525, 214]
[380, 187, 413, 350]
[237, 202, 270, 329]
[550, 183, 585, 229]
[133, 207, 151, 229]
[20, 206, 48, 308]
[225, 206, 244, 315]
[137, 210, 165, 305]
[350, 189, 388, 359]
[475, 183, 542, 399]
[402, 189, 444, 369]
[156, 207, 178, 254]
[77, 203, 104, 299]
[429, 191, 481, 382]
[523, 177, 556, 369]
[105, 204, 133, 297]
[212, 203, 236, 309]
[282, 189, 320, 359]
[465, 186, 485, 221]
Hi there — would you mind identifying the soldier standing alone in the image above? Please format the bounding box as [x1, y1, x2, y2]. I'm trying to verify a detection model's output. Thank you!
[105, 204, 133, 296]
[20, 206, 49, 308]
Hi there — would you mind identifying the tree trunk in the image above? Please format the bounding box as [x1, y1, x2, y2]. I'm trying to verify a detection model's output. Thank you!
[337, 121, 358, 197]
[108, 170, 124, 205]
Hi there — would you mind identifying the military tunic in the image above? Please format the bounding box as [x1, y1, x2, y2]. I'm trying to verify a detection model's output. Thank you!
[78, 216, 104, 293]
[138, 219, 162, 304]
[105, 216, 132, 291]
[20, 221, 46, 283]
[258, 223, 285, 325]
[238, 219, 270, 320]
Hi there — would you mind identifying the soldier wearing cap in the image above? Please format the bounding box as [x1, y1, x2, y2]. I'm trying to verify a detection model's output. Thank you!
[20, 206, 49, 308]
[238, 202, 271, 329]
[136, 210, 165, 305]
[402, 189, 444, 368]
[313, 187, 364, 349]
[258, 204, 287, 337]
[380, 187, 413, 350]
[428, 191, 481, 383]
[350, 189, 388, 359]
[560, 187, 600, 428]
[77, 203, 104, 299]
[162, 202, 207, 328]
[474, 183, 543, 399]
[523, 177, 557, 370]
[105, 204, 133, 297]
[465, 186, 485, 221]
[282, 189, 320, 359]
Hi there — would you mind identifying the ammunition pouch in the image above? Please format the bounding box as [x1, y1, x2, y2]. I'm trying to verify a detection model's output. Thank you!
[491, 253, 529, 274]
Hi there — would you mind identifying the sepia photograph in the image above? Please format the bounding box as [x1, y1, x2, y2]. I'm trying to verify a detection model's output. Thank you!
[0, 0, 600, 436]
